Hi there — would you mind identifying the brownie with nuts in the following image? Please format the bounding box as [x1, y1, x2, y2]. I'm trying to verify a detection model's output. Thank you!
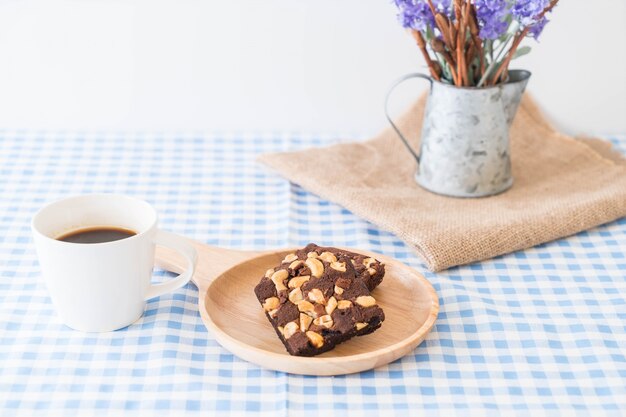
[296, 244, 385, 291]
[254, 245, 386, 357]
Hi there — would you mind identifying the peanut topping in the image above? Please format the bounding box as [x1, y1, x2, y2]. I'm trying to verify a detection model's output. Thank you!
[337, 300, 352, 310]
[288, 260, 303, 270]
[282, 253, 298, 264]
[355, 322, 368, 331]
[307, 288, 326, 305]
[306, 251, 318, 258]
[330, 261, 346, 272]
[325, 296, 337, 315]
[318, 251, 337, 263]
[363, 257, 376, 268]
[305, 258, 324, 278]
[288, 287, 303, 304]
[355, 295, 376, 307]
[288, 275, 310, 289]
[297, 300, 315, 314]
[270, 269, 289, 291]
[283, 322, 299, 339]
[313, 315, 333, 329]
[262, 297, 279, 311]
[306, 331, 324, 348]
[334, 285, 344, 295]
[300, 313, 313, 331]
[264, 268, 274, 278]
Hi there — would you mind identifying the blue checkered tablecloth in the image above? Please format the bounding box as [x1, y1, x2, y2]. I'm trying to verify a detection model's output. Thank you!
[0, 131, 625, 417]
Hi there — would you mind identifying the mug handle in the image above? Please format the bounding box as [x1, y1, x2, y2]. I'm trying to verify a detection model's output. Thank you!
[384, 72, 434, 167]
[145, 230, 197, 300]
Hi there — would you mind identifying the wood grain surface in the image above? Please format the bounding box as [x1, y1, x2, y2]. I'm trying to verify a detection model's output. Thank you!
[155, 238, 439, 375]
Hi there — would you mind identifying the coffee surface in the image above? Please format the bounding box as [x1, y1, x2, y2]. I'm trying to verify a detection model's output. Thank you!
[57, 227, 136, 244]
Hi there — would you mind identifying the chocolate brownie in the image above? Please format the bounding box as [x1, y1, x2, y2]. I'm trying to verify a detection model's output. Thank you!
[296, 243, 385, 291]
[254, 245, 386, 357]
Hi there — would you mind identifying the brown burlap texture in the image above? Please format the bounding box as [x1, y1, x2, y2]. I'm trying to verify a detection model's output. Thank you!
[258, 96, 626, 271]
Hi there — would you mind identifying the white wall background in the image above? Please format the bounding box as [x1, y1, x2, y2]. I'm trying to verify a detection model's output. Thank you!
[0, 0, 624, 135]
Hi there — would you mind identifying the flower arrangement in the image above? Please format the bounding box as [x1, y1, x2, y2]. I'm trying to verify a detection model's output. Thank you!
[393, 0, 559, 87]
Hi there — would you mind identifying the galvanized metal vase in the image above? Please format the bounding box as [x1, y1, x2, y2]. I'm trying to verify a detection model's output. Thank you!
[385, 69, 531, 198]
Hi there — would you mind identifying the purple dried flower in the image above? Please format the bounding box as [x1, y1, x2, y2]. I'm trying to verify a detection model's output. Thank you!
[474, 0, 511, 40]
[393, 0, 555, 39]
[433, 0, 453, 15]
[394, 0, 435, 31]
[393, 0, 453, 32]
[512, 0, 550, 26]
[527, 16, 548, 39]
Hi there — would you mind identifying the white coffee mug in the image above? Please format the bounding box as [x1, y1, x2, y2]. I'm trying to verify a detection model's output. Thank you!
[31, 194, 197, 332]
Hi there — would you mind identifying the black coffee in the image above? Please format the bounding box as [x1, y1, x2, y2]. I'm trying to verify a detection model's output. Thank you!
[57, 227, 136, 244]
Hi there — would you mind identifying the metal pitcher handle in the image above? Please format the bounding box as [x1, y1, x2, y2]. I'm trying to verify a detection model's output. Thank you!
[384, 73, 433, 166]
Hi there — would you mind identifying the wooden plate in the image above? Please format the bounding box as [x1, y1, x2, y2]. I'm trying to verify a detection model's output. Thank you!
[156, 238, 439, 376]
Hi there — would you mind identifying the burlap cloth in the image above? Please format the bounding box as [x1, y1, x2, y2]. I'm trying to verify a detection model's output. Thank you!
[258, 96, 626, 271]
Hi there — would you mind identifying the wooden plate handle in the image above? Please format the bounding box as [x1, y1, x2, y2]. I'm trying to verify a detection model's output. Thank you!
[155, 238, 263, 293]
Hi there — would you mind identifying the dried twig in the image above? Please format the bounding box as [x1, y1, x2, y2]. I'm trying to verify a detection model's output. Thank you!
[468, 2, 484, 78]
[454, 22, 463, 84]
[441, 51, 460, 85]
[411, 30, 442, 81]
